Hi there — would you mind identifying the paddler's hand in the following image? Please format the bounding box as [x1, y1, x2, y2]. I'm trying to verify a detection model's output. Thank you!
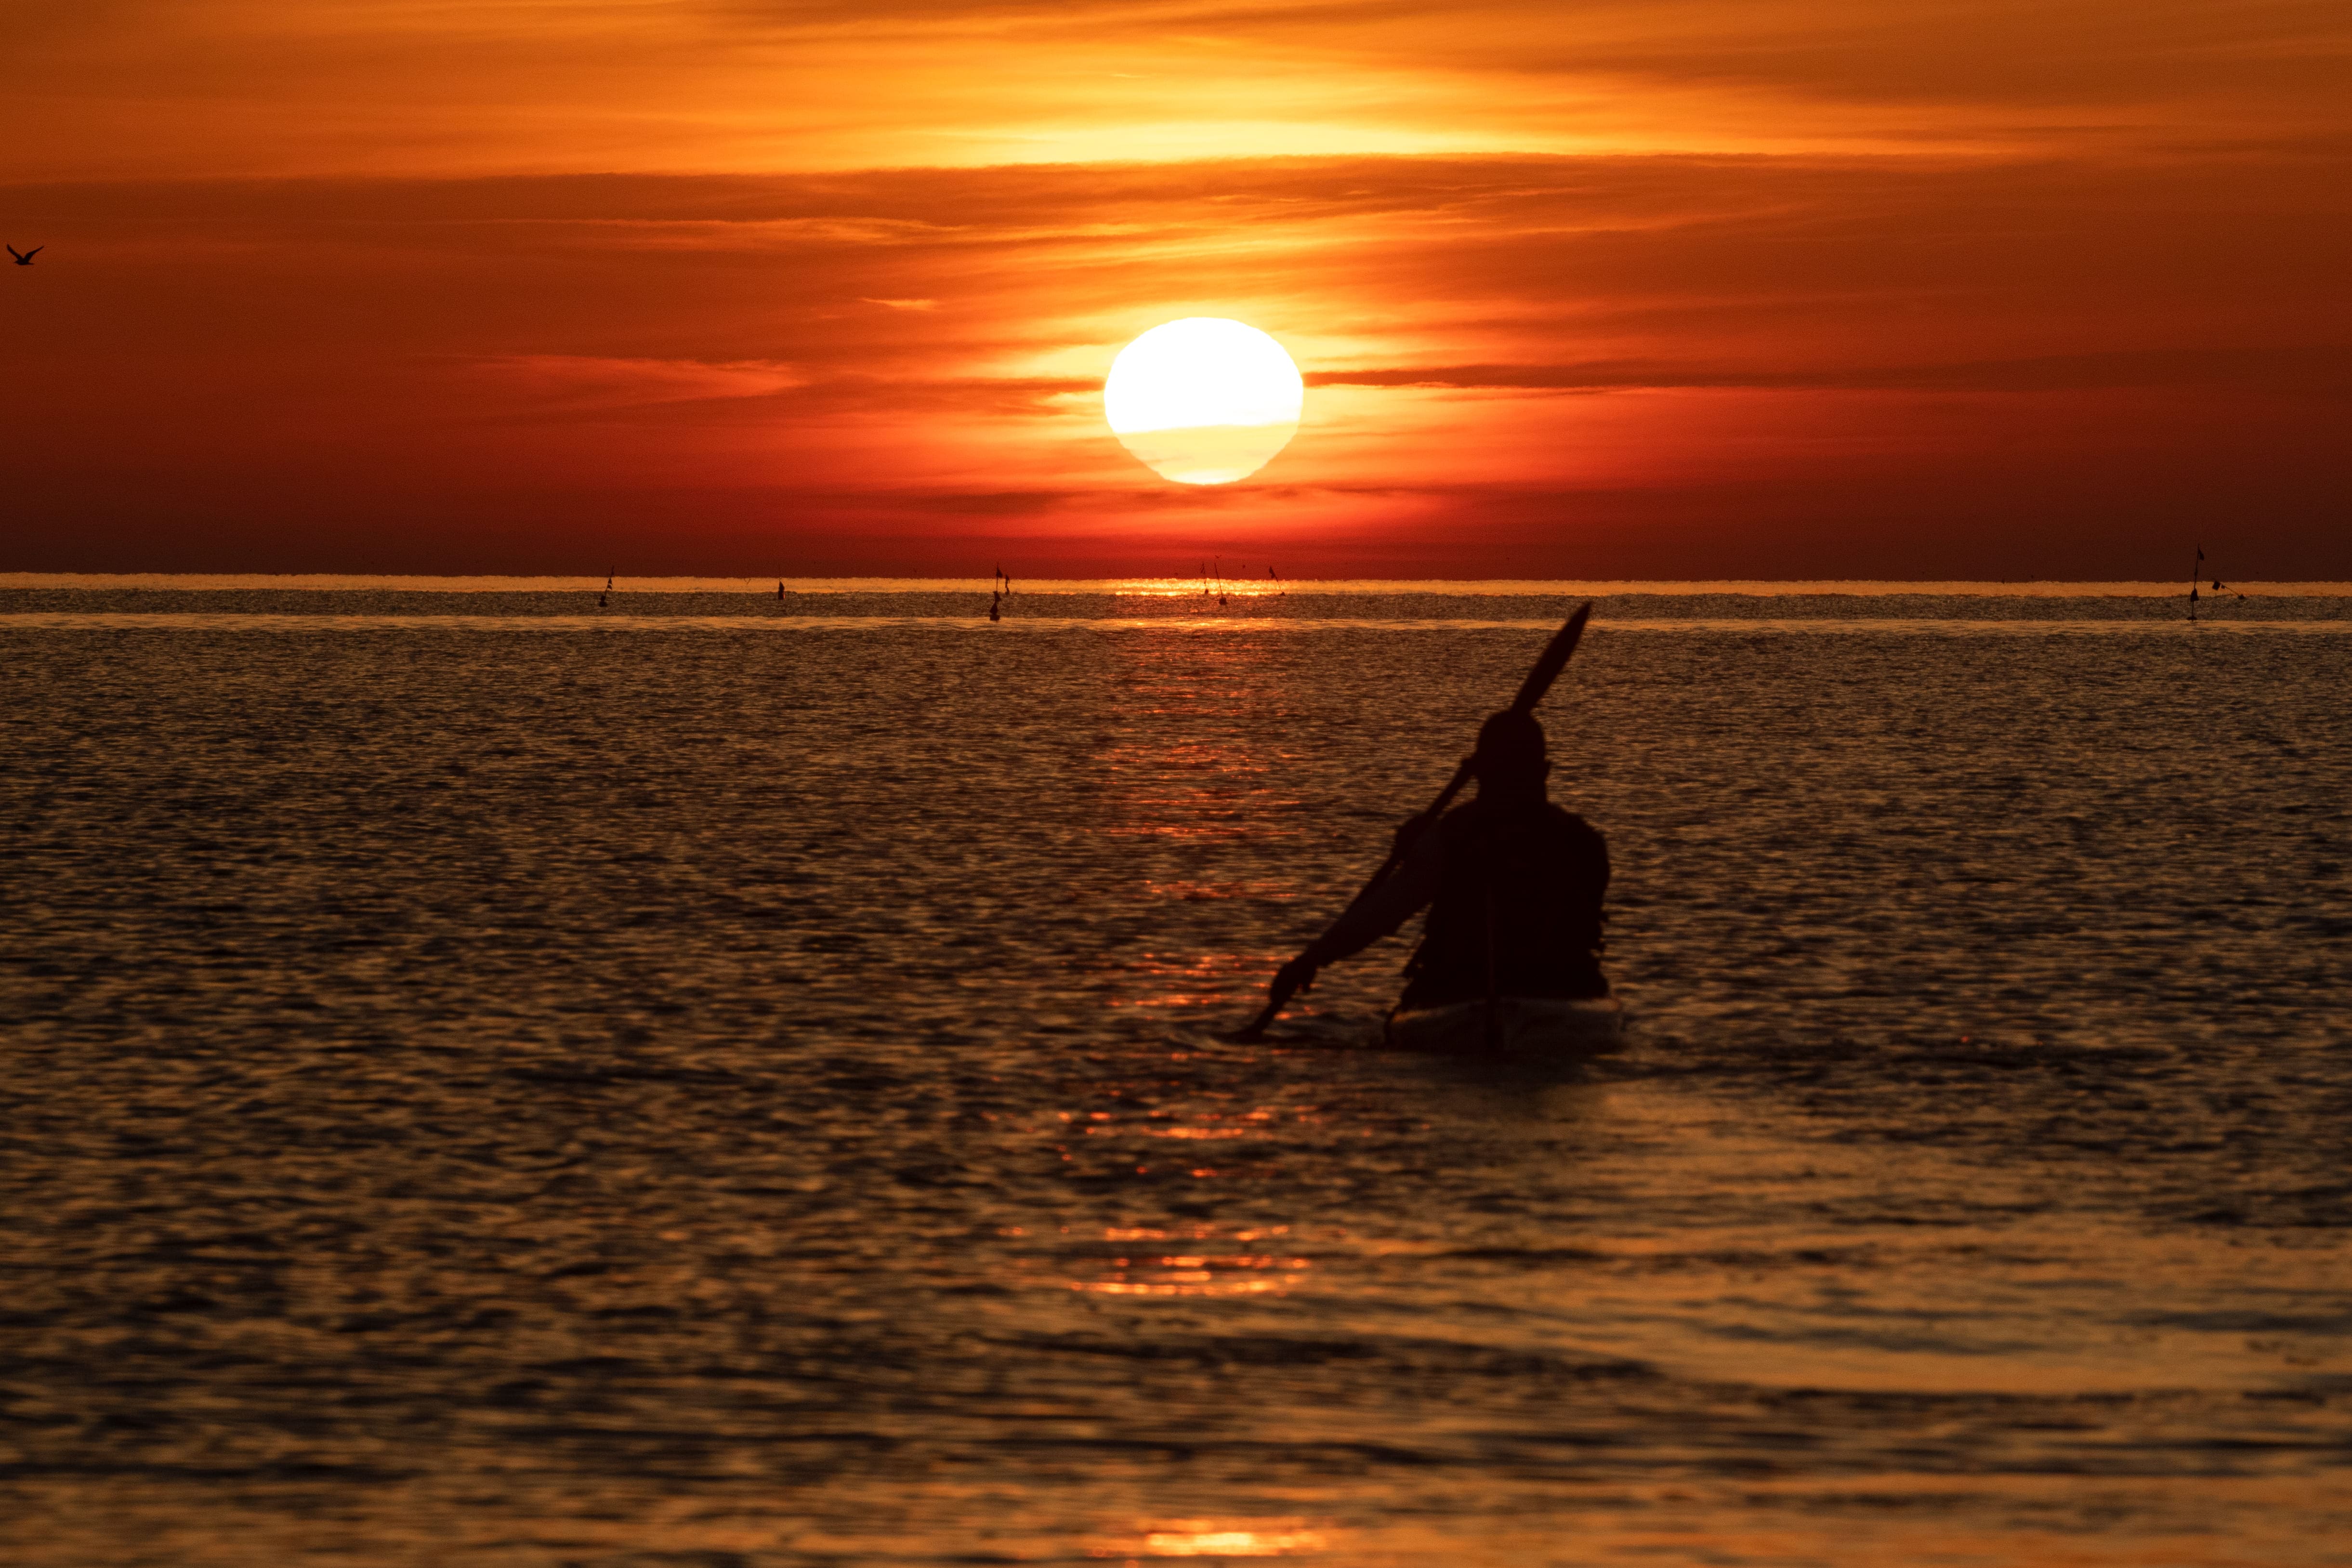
[1391, 810, 1438, 860]
[1273, 954, 1320, 998]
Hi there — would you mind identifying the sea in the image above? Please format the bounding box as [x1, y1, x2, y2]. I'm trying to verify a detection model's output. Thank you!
[4, 577, 2349, 1567]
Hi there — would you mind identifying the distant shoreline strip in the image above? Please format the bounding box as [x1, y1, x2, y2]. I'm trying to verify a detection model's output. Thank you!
[7, 577, 2351, 598]
[4, 614, 2348, 635]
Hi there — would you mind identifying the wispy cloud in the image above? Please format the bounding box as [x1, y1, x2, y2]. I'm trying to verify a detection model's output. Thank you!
[7, 0, 2346, 179]
[468, 355, 807, 414]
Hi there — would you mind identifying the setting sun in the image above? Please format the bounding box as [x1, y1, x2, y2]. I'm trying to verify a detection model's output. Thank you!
[1103, 318, 1304, 486]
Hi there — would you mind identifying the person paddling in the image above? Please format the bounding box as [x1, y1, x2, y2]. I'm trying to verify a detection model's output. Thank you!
[1271, 709, 1610, 1016]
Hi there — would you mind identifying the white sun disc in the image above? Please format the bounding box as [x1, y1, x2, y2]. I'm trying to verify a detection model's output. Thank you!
[1104, 318, 1303, 485]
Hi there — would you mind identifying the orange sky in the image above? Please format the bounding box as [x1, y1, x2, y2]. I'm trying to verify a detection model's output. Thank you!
[3, 0, 2347, 577]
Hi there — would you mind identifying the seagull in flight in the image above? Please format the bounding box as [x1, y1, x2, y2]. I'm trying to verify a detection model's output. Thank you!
[7, 246, 39, 265]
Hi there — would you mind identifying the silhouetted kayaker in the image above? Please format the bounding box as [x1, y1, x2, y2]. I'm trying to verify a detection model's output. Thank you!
[1274, 709, 1608, 1009]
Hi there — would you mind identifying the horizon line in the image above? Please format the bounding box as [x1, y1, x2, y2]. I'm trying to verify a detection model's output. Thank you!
[6, 573, 2348, 598]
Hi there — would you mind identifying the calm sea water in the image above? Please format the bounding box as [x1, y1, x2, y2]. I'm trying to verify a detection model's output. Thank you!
[4, 581, 2349, 1567]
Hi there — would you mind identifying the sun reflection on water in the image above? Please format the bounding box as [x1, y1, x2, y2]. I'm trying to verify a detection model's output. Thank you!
[1090, 1522, 1331, 1558]
[1143, 1527, 1327, 1556]
[1106, 950, 1269, 1011]
[1064, 1225, 1312, 1297]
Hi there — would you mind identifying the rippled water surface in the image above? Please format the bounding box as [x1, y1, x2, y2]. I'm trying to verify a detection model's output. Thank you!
[4, 586, 2349, 1567]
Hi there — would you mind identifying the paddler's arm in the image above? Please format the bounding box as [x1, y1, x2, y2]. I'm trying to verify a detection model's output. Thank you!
[1274, 824, 1446, 992]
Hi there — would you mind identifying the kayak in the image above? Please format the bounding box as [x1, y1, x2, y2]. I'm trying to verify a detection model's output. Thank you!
[1383, 995, 1626, 1060]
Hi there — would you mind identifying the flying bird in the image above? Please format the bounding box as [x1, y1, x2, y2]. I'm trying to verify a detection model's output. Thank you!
[7, 245, 39, 266]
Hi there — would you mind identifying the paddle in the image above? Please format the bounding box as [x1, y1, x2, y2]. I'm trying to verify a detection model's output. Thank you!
[1225, 601, 1594, 1042]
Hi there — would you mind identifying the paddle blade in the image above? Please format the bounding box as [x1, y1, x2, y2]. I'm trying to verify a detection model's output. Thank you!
[1221, 1001, 1281, 1044]
[1507, 601, 1592, 714]
[1223, 967, 1307, 1042]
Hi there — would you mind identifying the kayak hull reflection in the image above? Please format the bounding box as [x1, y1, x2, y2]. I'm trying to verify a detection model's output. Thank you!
[1384, 995, 1627, 1059]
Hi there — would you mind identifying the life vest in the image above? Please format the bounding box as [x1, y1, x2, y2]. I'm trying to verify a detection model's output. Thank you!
[1400, 799, 1609, 1008]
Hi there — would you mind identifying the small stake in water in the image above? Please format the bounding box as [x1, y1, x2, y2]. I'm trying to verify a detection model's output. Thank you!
[2185, 546, 2245, 622]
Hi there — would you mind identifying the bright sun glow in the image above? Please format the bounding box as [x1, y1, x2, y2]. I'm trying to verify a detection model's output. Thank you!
[1104, 318, 1304, 485]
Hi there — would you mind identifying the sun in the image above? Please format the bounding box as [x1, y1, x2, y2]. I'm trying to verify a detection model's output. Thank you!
[1104, 318, 1304, 485]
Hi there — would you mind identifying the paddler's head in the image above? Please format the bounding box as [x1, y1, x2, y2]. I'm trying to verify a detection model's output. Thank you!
[1471, 709, 1549, 802]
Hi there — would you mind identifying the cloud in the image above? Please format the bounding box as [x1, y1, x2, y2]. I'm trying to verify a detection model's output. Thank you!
[6, 0, 2347, 181]
[467, 356, 807, 413]
[1308, 346, 2352, 397]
